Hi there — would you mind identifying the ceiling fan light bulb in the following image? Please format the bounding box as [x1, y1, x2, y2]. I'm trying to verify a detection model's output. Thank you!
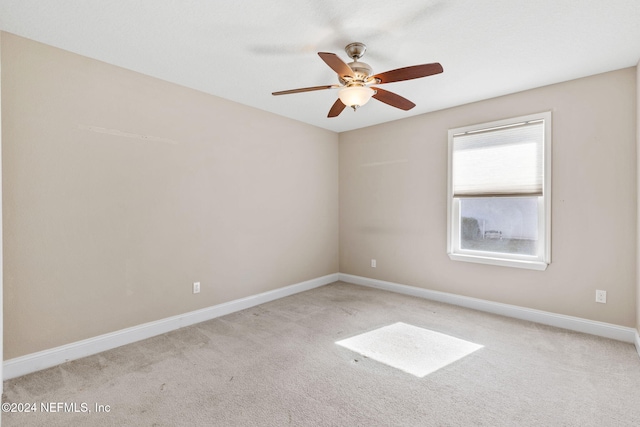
[338, 86, 375, 109]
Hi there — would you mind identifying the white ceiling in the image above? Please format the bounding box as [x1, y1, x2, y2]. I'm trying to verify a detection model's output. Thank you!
[1, 0, 640, 133]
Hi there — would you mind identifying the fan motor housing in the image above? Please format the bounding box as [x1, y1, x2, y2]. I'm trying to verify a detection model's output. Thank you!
[339, 61, 373, 85]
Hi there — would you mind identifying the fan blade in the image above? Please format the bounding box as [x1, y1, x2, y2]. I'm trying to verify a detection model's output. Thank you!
[318, 52, 354, 78]
[372, 62, 443, 84]
[372, 87, 416, 111]
[328, 99, 346, 118]
[272, 85, 339, 96]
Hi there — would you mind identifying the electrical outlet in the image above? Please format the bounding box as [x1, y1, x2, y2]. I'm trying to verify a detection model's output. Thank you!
[595, 290, 606, 304]
[193, 282, 201, 294]
[371, 259, 377, 268]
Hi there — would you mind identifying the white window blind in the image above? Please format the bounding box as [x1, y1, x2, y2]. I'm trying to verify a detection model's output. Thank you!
[452, 120, 545, 197]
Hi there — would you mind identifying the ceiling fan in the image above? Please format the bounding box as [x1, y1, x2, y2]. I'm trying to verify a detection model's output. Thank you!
[272, 42, 443, 118]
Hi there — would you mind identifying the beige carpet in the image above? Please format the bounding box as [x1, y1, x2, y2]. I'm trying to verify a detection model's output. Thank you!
[335, 322, 484, 377]
[3, 281, 640, 426]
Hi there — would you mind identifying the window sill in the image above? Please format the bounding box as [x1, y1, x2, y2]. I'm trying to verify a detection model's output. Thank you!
[448, 253, 549, 271]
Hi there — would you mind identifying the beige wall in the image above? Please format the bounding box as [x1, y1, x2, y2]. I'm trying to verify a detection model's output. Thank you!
[2, 30, 638, 361]
[637, 61, 640, 333]
[1, 33, 339, 359]
[340, 68, 637, 327]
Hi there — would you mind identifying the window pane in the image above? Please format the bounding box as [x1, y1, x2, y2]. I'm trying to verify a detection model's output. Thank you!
[459, 197, 538, 256]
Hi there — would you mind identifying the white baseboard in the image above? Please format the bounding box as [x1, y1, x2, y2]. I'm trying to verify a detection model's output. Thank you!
[339, 273, 638, 344]
[5, 272, 637, 380]
[3, 273, 339, 380]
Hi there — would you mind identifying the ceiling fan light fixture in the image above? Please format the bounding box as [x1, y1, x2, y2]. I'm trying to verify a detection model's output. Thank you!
[338, 86, 375, 111]
[273, 43, 443, 118]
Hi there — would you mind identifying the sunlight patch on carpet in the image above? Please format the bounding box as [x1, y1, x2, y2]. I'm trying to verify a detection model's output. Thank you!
[336, 322, 483, 377]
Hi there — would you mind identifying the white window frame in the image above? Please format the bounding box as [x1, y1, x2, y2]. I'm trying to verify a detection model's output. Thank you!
[447, 112, 552, 271]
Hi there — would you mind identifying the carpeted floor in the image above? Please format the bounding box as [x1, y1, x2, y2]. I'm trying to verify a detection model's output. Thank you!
[3, 281, 640, 426]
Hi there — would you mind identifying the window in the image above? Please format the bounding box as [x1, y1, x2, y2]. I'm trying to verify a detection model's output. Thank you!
[447, 112, 551, 270]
